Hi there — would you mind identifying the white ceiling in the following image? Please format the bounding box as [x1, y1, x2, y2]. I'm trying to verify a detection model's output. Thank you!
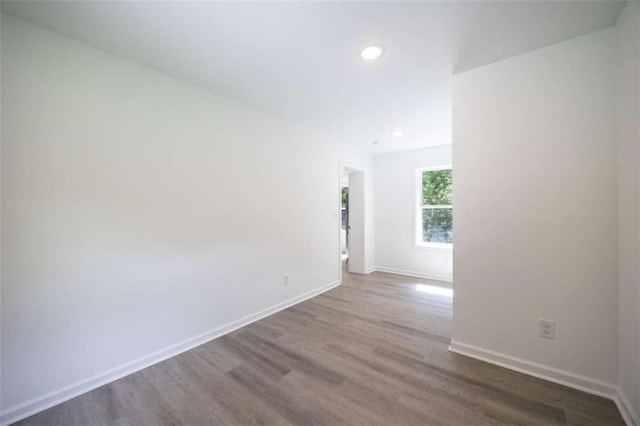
[2, 1, 626, 154]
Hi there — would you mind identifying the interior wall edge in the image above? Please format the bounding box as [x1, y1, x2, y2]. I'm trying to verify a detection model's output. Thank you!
[616, 387, 640, 426]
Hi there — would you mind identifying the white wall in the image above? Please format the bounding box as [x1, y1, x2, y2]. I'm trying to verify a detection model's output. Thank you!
[364, 169, 376, 272]
[452, 28, 618, 386]
[0, 11, 4, 416]
[374, 145, 452, 282]
[616, 0, 640, 418]
[0, 14, 375, 420]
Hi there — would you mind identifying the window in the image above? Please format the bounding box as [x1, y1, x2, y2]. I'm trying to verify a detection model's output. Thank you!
[417, 167, 452, 246]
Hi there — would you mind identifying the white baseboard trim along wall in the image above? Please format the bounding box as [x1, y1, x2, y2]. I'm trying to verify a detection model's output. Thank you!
[449, 340, 639, 426]
[373, 266, 452, 283]
[617, 390, 640, 426]
[0, 280, 341, 426]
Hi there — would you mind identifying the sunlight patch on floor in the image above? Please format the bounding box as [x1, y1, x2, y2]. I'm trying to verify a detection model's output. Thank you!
[414, 284, 453, 297]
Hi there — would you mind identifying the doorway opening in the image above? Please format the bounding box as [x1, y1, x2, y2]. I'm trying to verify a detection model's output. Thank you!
[339, 163, 366, 281]
[340, 183, 349, 263]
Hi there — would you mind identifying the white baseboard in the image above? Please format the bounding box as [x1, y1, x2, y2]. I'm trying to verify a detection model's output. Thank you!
[1, 280, 341, 426]
[449, 340, 637, 426]
[615, 386, 640, 426]
[374, 266, 452, 283]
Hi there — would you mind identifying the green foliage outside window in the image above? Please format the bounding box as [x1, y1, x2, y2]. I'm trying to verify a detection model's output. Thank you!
[422, 169, 452, 205]
[341, 187, 349, 208]
[422, 169, 452, 244]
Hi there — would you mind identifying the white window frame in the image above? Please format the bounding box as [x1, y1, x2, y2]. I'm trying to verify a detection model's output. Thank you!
[415, 166, 453, 249]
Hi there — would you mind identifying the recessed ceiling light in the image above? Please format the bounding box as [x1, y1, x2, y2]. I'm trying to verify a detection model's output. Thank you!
[392, 129, 403, 138]
[361, 45, 383, 61]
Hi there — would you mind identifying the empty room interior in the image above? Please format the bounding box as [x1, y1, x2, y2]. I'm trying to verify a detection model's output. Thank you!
[1, 0, 640, 425]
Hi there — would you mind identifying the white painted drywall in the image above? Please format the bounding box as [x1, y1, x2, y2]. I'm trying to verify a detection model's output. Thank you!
[0, 10, 3, 416]
[452, 29, 618, 383]
[364, 169, 376, 273]
[0, 14, 375, 416]
[374, 145, 452, 282]
[616, 0, 640, 416]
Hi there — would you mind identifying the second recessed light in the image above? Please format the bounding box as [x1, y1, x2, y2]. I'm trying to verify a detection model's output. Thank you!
[392, 129, 403, 138]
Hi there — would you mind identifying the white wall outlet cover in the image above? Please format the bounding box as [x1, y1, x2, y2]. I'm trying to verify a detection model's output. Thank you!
[539, 319, 555, 339]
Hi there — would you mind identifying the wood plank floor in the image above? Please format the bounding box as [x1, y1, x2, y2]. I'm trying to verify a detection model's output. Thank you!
[16, 267, 625, 425]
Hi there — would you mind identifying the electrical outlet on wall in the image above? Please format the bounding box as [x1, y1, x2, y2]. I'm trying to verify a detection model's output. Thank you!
[283, 274, 289, 286]
[539, 319, 555, 339]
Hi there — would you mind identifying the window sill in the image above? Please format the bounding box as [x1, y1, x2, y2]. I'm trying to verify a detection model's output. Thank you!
[415, 242, 453, 250]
